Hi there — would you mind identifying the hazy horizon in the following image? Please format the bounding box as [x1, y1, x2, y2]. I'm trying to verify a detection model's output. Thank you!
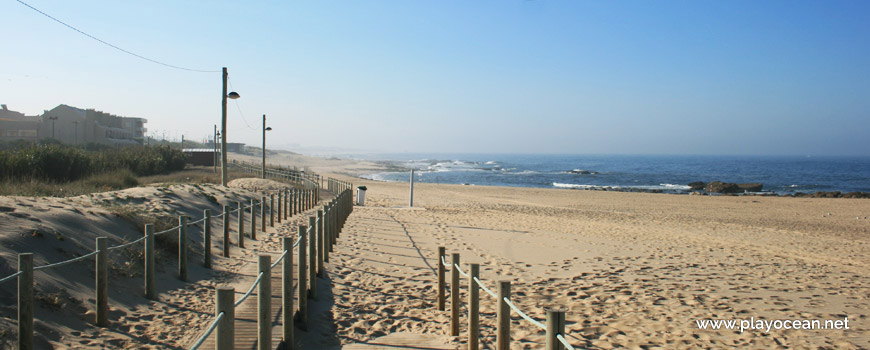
[3, 1, 868, 157]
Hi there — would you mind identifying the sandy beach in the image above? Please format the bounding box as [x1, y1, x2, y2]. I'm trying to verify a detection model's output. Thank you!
[1, 153, 868, 349]
[312, 170, 869, 349]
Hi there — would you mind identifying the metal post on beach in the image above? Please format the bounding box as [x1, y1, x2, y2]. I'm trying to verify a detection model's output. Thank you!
[410, 169, 415, 207]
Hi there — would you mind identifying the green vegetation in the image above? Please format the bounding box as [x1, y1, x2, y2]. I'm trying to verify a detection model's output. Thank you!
[0, 142, 187, 182]
[0, 142, 189, 196]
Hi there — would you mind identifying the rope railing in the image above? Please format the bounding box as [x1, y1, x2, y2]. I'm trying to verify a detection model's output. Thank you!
[557, 334, 577, 350]
[182, 186, 353, 350]
[0, 271, 22, 284]
[502, 296, 546, 330]
[33, 250, 100, 271]
[189, 312, 225, 350]
[107, 235, 147, 251]
[234, 271, 265, 307]
[270, 250, 288, 269]
[440, 250, 582, 349]
[3, 176, 351, 350]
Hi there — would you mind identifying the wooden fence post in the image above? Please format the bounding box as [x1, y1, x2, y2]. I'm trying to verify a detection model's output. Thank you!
[237, 201, 245, 248]
[178, 216, 188, 281]
[284, 188, 289, 219]
[308, 217, 317, 299]
[317, 209, 324, 277]
[437, 247, 445, 311]
[261, 196, 267, 232]
[19, 253, 33, 350]
[216, 287, 235, 350]
[282, 237, 294, 349]
[277, 191, 283, 224]
[297, 225, 308, 330]
[250, 199, 257, 240]
[323, 205, 330, 263]
[96, 237, 108, 327]
[450, 253, 460, 336]
[223, 205, 230, 257]
[258, 255, 271, 350]
[497, 280, 511, 350]
[270, 194, 275, 227]
[468, 263, 480, 350]
[204, 209, 212, 268]
[546, 308, 566, 350]
[145, 224, 155, 299]
[289, 190, 295, 217]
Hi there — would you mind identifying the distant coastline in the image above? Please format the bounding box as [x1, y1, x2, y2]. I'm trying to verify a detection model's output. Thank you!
[353, 154, 870, 197]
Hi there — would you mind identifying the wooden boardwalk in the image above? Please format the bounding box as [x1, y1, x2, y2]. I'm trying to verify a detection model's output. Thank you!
[198, 260, 289, 350]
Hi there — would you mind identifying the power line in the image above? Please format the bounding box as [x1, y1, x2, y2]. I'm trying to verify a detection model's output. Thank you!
[15, 0, 220, 73]
[228, 78, 258, 130]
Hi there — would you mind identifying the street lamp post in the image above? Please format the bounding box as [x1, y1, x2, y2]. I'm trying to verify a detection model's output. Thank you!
[213, 125, 218, 173]
[221, 67, 241, 186]
[262, 114, 272, 179]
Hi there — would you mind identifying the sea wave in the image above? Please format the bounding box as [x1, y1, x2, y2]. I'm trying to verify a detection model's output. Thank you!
[553, 182, 691, 191]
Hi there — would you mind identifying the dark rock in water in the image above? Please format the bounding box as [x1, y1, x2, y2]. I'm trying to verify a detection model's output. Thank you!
[792, 192, 809, 197]
[705, 181, 740, 193]
[811, 191, 841, 198]
[737, 183, 763, 192]
[843, 192, 870, 199]
[568, 169, 597, 175]
[688, 181, 706, 191]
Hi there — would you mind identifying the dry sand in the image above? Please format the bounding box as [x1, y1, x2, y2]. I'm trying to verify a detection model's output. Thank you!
[2, 152, 868, 349]
[316, 172, 869, 349]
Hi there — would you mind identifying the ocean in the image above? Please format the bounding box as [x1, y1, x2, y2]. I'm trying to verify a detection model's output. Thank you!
[356, 154, 870, 194]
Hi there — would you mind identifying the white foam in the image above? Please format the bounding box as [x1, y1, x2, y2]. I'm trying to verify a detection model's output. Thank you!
[553, 182, 596, 189]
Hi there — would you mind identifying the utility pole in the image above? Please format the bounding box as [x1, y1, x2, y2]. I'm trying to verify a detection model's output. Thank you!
[262, 114, 267, 179]
[213, 125, 218, 173]
[221, 67, 228, 186]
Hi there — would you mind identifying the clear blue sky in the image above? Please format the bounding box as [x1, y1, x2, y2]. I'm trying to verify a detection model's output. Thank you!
[2, 1, 868, 156]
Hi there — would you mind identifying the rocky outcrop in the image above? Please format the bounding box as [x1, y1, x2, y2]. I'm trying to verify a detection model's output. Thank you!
[737, 183, 763, 192]
[704, 181, 740, 193]
[689, 181, 764, 193]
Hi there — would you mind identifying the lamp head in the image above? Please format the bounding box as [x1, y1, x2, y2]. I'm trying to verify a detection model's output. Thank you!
[227, 92, 240, 99]
[265, 127, 272, 131]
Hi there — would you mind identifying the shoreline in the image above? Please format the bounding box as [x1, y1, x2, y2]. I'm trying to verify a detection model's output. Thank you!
[353, 174, 870, 199]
